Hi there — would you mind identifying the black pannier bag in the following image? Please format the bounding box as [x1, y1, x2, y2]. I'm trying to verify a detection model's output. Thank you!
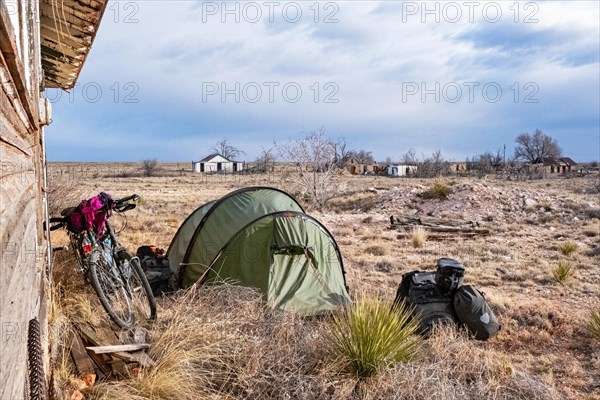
[435, 257, 465, 296]
[453, 285, 501, 340]
[394, 271, 457, 335]
[394, 258, 499, 340]
[136, 246, 172, 296]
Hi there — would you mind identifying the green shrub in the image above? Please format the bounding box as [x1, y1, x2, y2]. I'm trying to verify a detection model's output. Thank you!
[586, 308, 600, 341]
[552, 260, 573, 284]
[559, 241, 578, 256]
[330, 297, 420, 378]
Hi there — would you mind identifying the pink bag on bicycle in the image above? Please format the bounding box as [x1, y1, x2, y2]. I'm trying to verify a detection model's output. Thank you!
[68, 193, 114, 236]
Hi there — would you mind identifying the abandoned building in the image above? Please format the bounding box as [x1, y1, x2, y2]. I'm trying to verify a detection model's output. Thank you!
[386, 164, 417, 177]
[343, 157, 378, 175]
[192, 153, 244, 173]
[541, 157, 578, 175]
[449, 162, 468, 175]
[0, 0, 108, 396]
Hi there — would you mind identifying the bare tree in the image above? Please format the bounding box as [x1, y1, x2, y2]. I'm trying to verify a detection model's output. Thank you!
[332, 138, 375, 167]
[348, 149, 375, 164]
[474, 149, 503, 173]
[419, 150, 449, 177]
[253, 146, 276, 173]
[514, 129, 561, 163]
[277, 128, 341, 210]
[212, 138, 245, 160]
[333, 137, 352, 168]
[402, 148, 418, 165]
[142, 158, 160, 177]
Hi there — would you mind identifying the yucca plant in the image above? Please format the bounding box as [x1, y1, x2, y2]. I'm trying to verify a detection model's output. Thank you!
[552, 260, 573, 284]
[559, 241, 578, 256]
[586, 308, 600, 341]
[411, 226, 428, 249]
[330, 297, 420, 378]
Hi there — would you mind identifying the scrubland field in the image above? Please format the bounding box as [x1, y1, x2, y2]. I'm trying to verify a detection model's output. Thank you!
[47, 162, 600, 400]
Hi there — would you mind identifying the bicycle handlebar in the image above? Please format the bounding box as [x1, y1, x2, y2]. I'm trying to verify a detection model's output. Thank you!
[114, 194, 140, 206]
[44, 217, 67, 232]
[114, 194, 140, 212]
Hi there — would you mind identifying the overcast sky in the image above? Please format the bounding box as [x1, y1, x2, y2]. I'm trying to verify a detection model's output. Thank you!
[45, 0, 600, 162]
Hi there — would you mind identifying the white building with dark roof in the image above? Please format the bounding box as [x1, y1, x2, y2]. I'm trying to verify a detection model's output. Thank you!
[192, 153, 244, 173]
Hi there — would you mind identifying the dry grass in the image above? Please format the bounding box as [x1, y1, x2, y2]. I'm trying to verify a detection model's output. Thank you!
[558, 241, 578, 256]
[356, 326, 559, 400]
[364, 245, 388, 256]
[87, 284, 347, 399]
[411, 226, 428, 248]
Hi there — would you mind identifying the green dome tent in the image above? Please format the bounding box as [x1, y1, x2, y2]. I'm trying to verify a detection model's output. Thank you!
[166, 187, 350, 314]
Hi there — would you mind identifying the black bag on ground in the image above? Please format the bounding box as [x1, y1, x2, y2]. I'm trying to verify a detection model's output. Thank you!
[136, 246, 172, 296]
[435, 258, 465, 296]
[394, 271, 457, 335]
[453, 285, 501, 340]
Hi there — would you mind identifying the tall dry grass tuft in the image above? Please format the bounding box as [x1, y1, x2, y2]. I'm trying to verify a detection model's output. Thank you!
[552, 260, 574, 285]
[411, 226, 428, 248]
[419, 179, 453, 200]
[586, 307, 600, 341]
[329, 297, 420, 378]
[558, 241, 578, 256]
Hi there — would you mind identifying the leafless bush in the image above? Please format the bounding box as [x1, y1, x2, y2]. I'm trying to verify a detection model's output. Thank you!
[141, 158, 160, 177]
[277, 128, 344, 210]
[401, 149, 450, 178]
[251, 147, 276, 174]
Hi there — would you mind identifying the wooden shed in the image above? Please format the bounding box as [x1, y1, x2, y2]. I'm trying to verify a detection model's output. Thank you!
[0, 1, 107, 397]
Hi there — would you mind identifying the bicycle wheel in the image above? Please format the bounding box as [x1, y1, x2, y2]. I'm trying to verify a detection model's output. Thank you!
[117, 249, 157, 323]
[88, 248, 135, 329]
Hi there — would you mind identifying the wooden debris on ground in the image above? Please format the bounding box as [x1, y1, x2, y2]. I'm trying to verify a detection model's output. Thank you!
[66, 322, 155, 387]
[390, 214, 491, 239]
[85, 343, 151, 354]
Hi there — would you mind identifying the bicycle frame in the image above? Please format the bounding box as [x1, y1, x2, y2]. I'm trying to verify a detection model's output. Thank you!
[52, 193, 156, 329]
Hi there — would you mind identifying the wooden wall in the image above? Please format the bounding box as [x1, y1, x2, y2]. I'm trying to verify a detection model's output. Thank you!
[0, 0, 47, 397]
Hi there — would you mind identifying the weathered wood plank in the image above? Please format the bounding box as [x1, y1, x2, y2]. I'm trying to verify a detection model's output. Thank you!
[70, 333, 96, 376]
[85, 344, 151, 354]
[111, 350, 156, 368]
[77, 324, 121, 346]
[390, 214, 490, 237]
[108, 356, 129, 378]
[74, 325, 113, 376]
[0, 3, 38, 130]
